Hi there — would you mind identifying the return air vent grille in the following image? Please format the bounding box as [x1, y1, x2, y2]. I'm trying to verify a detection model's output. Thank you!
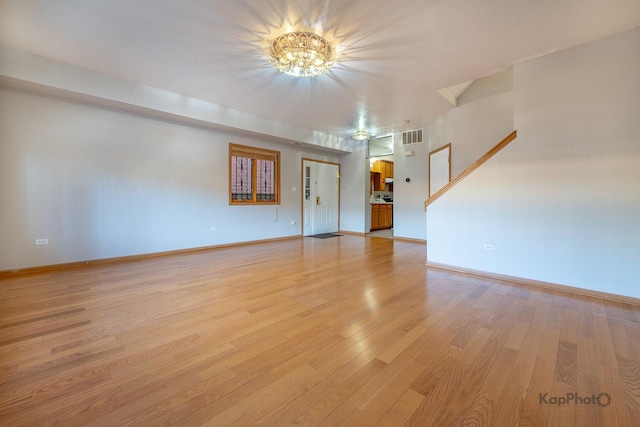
[402, 128, 423, 145]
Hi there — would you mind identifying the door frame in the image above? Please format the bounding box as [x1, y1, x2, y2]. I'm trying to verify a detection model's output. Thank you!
[301, 159, 341, 236]
[428, 143, 451, 197]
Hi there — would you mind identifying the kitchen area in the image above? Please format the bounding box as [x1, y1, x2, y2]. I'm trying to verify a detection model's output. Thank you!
[369, 158, 394, 235]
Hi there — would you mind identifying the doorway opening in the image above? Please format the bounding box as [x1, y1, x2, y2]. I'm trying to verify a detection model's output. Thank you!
[367, 154, 394, 238]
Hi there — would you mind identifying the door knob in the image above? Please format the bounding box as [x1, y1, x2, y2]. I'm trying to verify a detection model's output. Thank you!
[316, 196, 321, 205]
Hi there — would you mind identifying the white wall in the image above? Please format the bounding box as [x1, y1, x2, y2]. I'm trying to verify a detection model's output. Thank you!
[427, 28, 640, 298]
[449, 92, 514, 178]
[392, 137, 430, 240]
[338, 143, 368, 234]
[392, 70, 514, 242]
[429, 69, 514, 177]
[0, 47, 512, 266]
[0, 47, 351, 154]
[0, 87, 353, 270]
[382, 70, 513, 240]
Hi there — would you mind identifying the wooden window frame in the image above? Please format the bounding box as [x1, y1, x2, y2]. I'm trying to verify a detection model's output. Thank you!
[229, 143, 280, 205]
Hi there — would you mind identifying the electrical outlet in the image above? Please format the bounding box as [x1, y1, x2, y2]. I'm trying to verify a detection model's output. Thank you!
[210, 226, 217, 232]
[35, 239, 49, 245]
[484, 244, 495, 251]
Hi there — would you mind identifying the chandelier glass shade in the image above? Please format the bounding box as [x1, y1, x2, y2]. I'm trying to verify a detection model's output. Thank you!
[352, 129, 371, 140]
[268, 31, 335, 77]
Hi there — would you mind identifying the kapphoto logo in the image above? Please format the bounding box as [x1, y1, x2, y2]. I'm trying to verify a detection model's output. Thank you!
[539, 392, 611, 407]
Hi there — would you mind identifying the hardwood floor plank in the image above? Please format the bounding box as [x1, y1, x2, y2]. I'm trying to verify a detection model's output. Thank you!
[376, 325, 428, 364]
[516, 312, 562, 426]
[329, 330, 433, 416]
[599, 365, 633, 426]
[547, 380, 576, 426]
[4, 373, 120, 426]
[307, 357, 387, 425]
[576, 372, 605, 427]
[0, 236, 638, 426]
[348, 359, 426, 425]
[577, 335, 601, 379]
[608, 317, 636, 361]
[1, 344, 125, 392]
[491, 380, 525, 426]
[616, 357, 640, 421]
[455, 346, 518, 425]
[458, 392, 495, 426]
[555, 339, 578, 387]
[509, 300, 551, 389]
[593, 313, 623, 368]
[410, 343, 461, 396]
[405, 360, 467, 426]
[0, 320, 92, 347]
[426, 328, 508, 426]
[504, 318, 531, 351]
[375, 388, 425, 427]
[252, 312, 420, 425]
[0, 307, 86, 329]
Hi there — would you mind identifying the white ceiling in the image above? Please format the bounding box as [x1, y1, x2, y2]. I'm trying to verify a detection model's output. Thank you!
[1, 0, 639, 141]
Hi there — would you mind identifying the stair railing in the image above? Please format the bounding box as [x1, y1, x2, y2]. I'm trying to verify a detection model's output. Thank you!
[424, 130, 517, 209]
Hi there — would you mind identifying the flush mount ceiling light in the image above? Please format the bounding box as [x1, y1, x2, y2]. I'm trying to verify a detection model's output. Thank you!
[352, 129, 371, 140]
[268, 31, 335, 77]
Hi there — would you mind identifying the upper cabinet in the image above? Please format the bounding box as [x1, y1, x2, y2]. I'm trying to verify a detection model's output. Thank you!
[371, 160, 394, 190]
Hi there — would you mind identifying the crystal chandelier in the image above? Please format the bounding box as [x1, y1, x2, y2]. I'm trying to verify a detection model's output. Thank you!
[352, 129, 371, 140]
[268, 31, 335, 77]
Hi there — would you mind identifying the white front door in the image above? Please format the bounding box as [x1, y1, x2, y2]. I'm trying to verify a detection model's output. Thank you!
[303, 160, 339, 236]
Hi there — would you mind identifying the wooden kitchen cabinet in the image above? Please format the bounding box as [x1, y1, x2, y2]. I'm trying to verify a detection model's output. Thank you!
[383, 160, 394, 179]
[370, 172, 381, 191]
[371, 160, 394, 190]
[370, 203, 392, 231]
[372, 160, 394, 178]
[371, 204, 380, 229]
[382, 204, 392, 229]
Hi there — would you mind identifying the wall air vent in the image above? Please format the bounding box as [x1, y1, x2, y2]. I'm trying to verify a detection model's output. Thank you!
[402, 128, 423, 145]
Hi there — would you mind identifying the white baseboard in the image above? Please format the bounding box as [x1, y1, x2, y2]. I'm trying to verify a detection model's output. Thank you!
[426, 261, 640, 306]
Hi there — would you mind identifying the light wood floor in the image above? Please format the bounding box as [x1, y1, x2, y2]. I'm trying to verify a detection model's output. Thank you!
[367, 229, 393, 238]
[1, 236, 639, 426]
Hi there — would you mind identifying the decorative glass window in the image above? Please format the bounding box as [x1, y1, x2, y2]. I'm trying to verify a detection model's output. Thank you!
[305, 165, 311, 201]
[229, 144, 280, 205]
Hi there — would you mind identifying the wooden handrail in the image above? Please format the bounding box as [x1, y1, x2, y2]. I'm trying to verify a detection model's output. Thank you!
[424, 130, 517, 209]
